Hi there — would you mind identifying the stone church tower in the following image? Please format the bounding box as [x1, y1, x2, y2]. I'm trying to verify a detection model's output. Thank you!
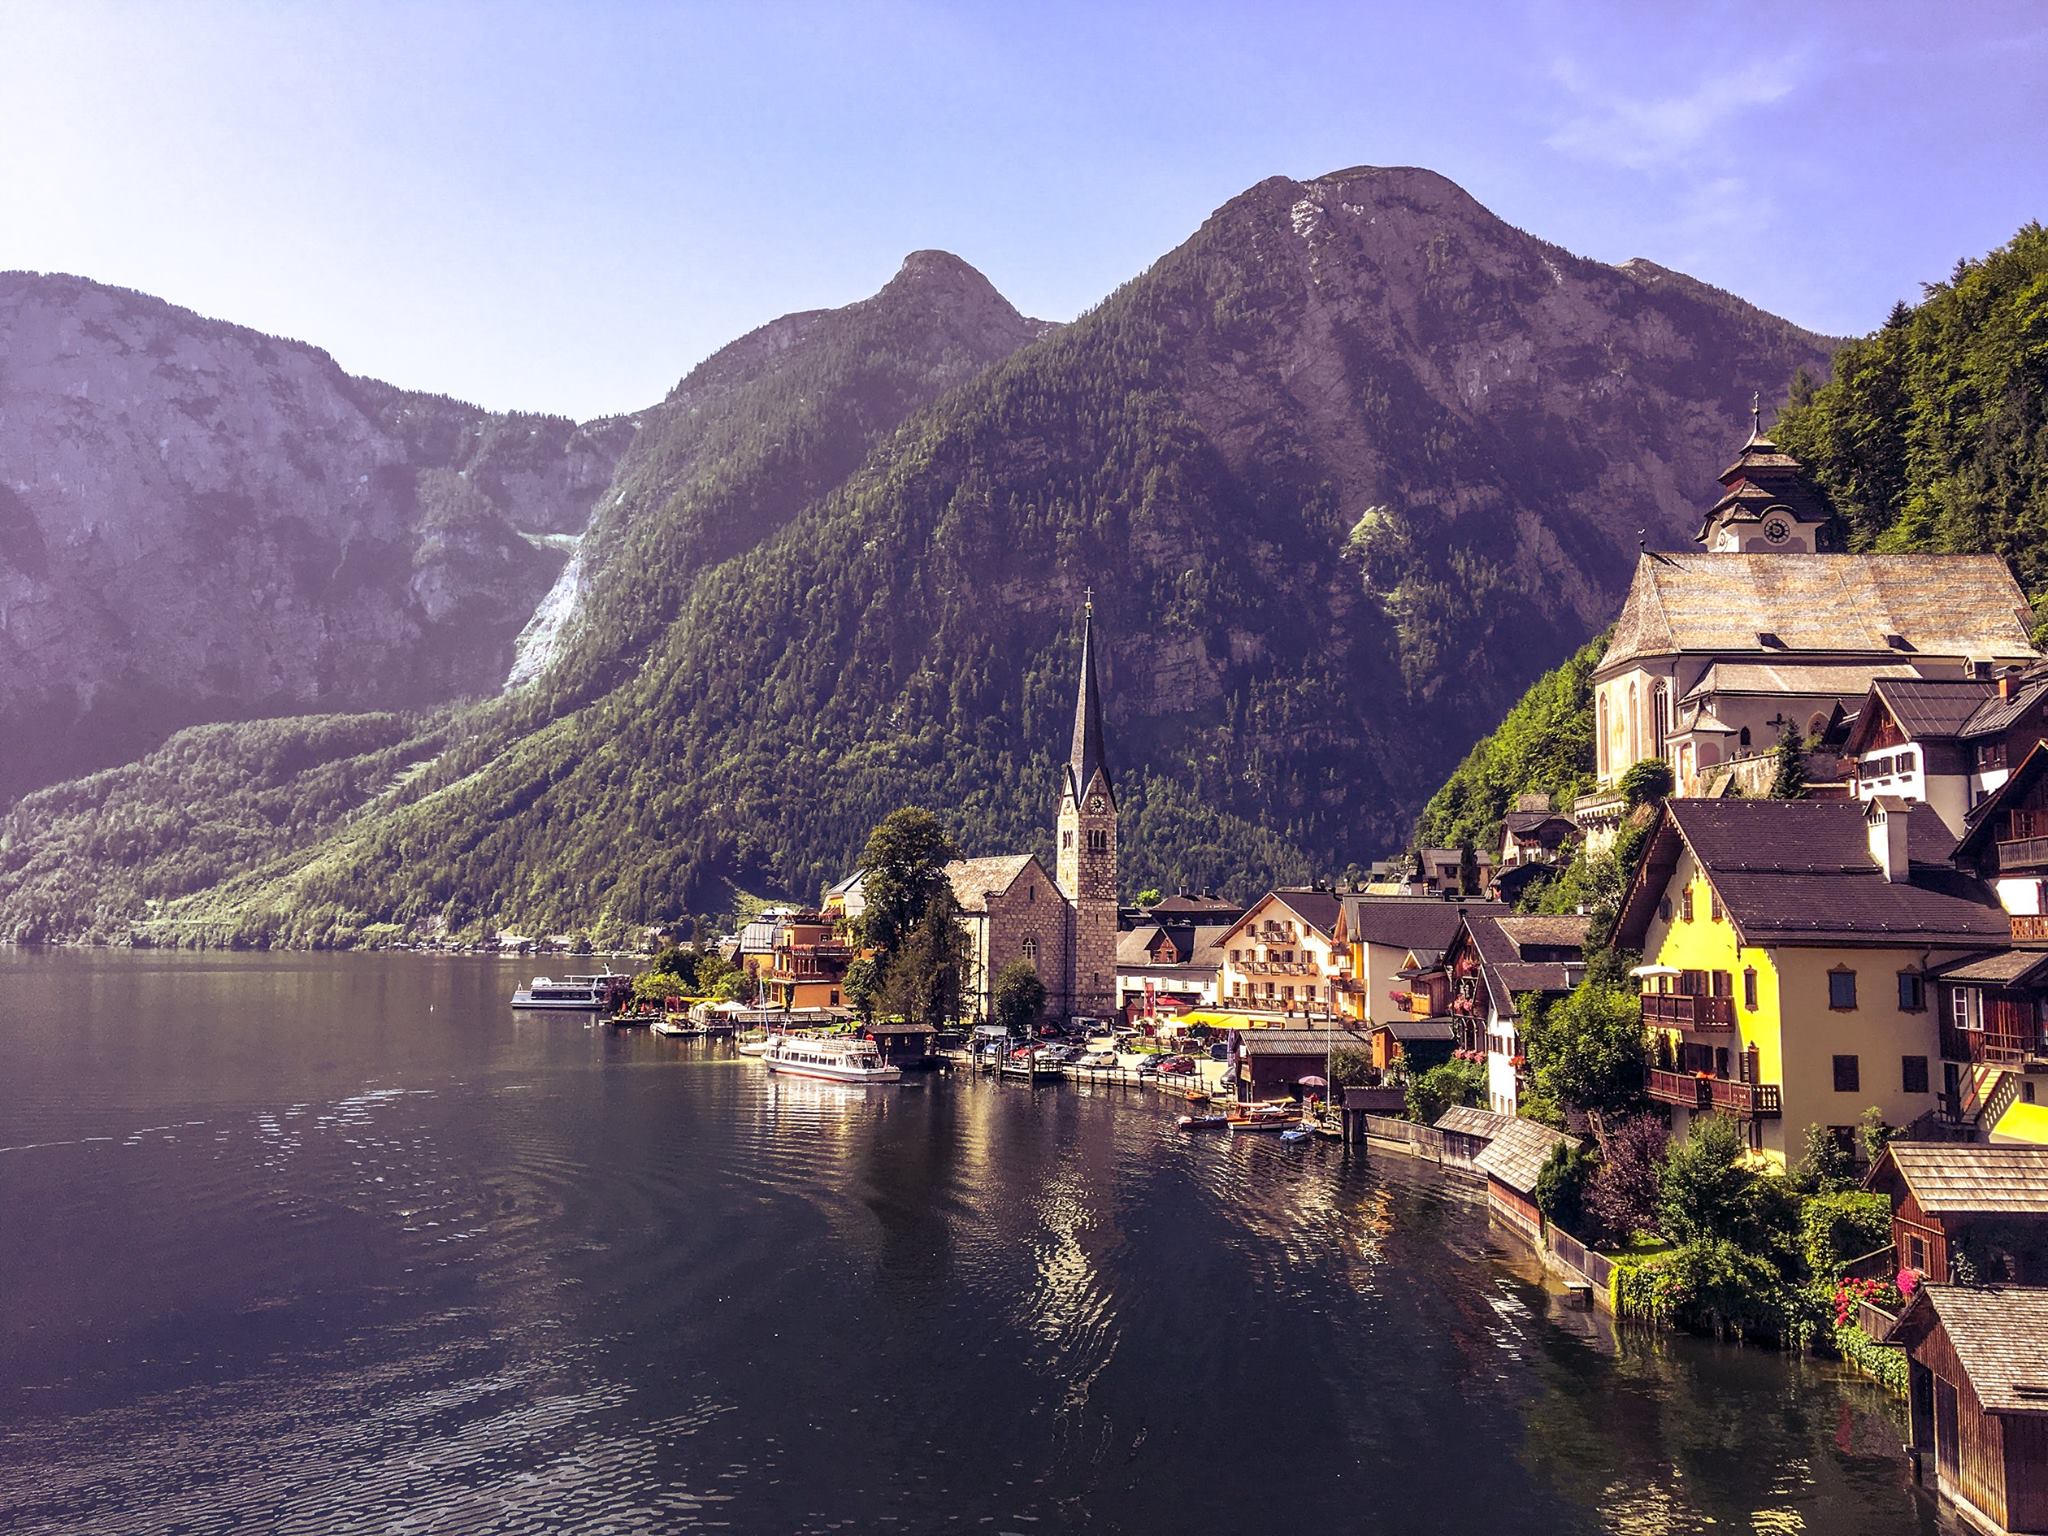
[1056, 598, 1118, 1019]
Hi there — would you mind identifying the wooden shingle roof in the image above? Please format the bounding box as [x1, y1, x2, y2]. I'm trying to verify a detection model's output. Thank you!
[1886, 1285, 2048, 1414]
[1433, 1105, 1510, 1140]
[944, 854, 1040, 914]
[1472, 1119, 1579, 1196]
[1598, 552, 2034, 676]
[1869, 1144, 2048, 1216]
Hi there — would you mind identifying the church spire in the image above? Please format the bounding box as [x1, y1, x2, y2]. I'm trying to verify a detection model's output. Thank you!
[1068, 593, 1112, 805]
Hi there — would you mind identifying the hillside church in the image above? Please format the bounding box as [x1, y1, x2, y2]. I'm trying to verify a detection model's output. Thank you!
[946, 601, 1120, 1022]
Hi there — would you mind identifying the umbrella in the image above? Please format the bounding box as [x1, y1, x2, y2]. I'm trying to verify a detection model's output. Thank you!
[1297, 1074, 1328, 1088]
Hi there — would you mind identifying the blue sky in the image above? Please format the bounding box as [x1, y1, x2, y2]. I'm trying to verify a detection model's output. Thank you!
[3, 0, 2042, 420]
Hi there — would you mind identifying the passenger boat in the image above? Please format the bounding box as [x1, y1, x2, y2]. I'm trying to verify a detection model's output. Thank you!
[761, 1034, 901, 1084]
[510, 973, 631, 1010]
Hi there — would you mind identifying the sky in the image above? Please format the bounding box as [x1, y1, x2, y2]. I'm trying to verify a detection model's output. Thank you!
[2, 0, 2043, 421]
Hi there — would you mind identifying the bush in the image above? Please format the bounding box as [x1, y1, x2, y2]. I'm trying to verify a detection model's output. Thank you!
[1586, 1113, 1668, 1240]
[1832, 1320, 1908, 1395]
[1793, 1121, 1856, 1194]
[1799, 1190, 1892, 1278]
[1535, 1141, 1597, 1235]
[1627, 1238, 1816, 1344]
[1619, 758, 1674, 808]
[1405, 1058, 1484, 1123]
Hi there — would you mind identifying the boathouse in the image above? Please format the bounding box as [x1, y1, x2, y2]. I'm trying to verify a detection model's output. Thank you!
[864, 1020, 936, 1069]
[1885, 1284, 2048, 1536]
[1234, 1028, 1366, 1102]
[1472, 1118, 1579, 1241]
[1432, 1105, 1510, 1172]
[1866, 1144, 2048, 1284]
[1363, 1015, 1456, 1073]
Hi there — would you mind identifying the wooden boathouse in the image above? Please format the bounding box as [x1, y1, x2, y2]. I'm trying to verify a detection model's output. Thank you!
[1886, 1284, 2048, 1535]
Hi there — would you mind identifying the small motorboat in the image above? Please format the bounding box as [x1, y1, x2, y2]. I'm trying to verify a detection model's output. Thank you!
[1178, 1113, 1229, 1130]
[1279, 1125, 1315, 1144]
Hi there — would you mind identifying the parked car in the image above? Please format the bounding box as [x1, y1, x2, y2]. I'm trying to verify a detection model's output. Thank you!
[1008, 1045, 1037, 1062]
[1040, 1044, 1080, 1064]
[1158, 1055, 1197, 1075]
[1135, 1057, 1164, 1077]
[1078, 1050, 1117, 1069]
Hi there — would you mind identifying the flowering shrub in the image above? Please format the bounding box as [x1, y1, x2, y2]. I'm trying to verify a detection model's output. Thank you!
[1830, 1275, 1903, 1328]
[1897, 1267, 1921, 1299]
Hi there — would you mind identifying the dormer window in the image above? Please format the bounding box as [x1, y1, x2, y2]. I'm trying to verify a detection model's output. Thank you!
[1756, 631, 1785, 649]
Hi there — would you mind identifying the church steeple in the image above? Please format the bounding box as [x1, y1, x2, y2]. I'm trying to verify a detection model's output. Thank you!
[1694, 402, 1837, 552]
[1056, 593, 1118, 1020]
[1067, 590, 1113, 807]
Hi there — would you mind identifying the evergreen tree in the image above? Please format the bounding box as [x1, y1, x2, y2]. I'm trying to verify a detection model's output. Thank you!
[990, 958, 1048, 1039]
[1768, 721, 1808, 800]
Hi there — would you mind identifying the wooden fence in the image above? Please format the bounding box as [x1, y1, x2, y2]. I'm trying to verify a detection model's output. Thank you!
[1357, 1114, 1448, 1161]
[1544, 1225, 1614, 1291]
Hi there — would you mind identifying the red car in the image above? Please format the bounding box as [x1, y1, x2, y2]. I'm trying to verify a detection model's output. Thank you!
[1158, 1055, 1197, 1075]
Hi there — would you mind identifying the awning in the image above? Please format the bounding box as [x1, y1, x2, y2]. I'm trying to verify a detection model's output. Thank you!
[1630, 964, 1682, 979]
[1990, 1100, 2048, 1147]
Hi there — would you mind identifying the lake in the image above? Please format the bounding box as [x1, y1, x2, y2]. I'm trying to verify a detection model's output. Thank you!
[0, 951, 1944, 1534]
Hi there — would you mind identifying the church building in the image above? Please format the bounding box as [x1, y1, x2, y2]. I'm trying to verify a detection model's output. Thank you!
[947, 600, 1121, 1023]
[1576, 410, 2038, 846]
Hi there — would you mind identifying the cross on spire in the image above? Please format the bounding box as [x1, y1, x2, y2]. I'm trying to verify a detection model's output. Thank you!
[1750, 390, 1761, 440]
[1083, 584, 1094, 616]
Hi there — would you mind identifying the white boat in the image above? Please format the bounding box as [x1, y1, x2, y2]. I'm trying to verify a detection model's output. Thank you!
[736, 1033, 773, 1056]
[510, 973, 630, 1010]
[650, 1015, 695, 1037]
[761, 1034, 900, 1084]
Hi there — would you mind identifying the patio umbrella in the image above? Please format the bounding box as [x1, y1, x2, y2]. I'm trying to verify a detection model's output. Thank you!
[1297, 1074, 1328, 1088]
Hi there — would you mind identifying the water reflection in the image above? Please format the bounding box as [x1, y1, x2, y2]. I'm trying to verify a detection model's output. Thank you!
[0, 952, 1943, 1535]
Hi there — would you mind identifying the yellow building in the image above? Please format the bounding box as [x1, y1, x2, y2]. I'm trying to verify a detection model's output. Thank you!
[1614, 797, 2010, 1166]
[1331, 895, 1499, 1026]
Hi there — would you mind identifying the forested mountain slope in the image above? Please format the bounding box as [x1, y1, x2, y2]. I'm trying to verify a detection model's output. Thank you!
[0, 272, 629, 800]
[156, 165, 1835, 944]
[1411, 221, 2048, 857]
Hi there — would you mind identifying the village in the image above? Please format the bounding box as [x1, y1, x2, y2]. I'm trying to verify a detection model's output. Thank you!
[522, 415, 2048, 1536]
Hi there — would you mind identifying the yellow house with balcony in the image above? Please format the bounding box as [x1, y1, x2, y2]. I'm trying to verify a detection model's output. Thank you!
[1613, 797, 2010, 1166]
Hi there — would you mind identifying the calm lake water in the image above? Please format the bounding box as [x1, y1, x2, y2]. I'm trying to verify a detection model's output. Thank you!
[0, 951, 1946, 1535]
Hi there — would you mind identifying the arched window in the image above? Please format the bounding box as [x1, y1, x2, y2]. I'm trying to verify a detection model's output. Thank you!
[1627, 681, 1640, 765]
[1022, 936, 1038, 962]
[1598, 693, 1610, 777]
[1654, 682, 1670, 756]
[1739, 726, 1751, 749]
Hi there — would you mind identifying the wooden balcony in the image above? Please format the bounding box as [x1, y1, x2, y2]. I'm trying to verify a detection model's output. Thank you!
[2013, 913, 2048, 941]
[1644, 1069, 1780, 1116]
[1996, 834, 2048, 870]
[1940, 1020, 2045, 1067]
[1706, 1078, 1781, 1117]
[1646, 1068, 1709, 1108]
[1641, 993, 1735, 1032]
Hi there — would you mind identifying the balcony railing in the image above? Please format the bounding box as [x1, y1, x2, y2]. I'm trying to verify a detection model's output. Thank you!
[1646, 1068, 1709, 1108]
[1641, 993, 1735, 1032]
[1940, 1021, 2044, 1067]
[2014, 914, 2048, 941]
[1643, 1069, 1780, 1116]
[1706, 1078, 1781, 1117]
[1996, 834, 2048, 870]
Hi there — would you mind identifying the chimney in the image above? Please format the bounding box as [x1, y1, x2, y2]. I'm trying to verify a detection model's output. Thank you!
[2001, 668, 2015, 701]
[1865, 797, 1911, 883]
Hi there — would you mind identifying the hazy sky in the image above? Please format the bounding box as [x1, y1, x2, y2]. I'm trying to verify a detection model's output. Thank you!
[3, 0, 2042, 420]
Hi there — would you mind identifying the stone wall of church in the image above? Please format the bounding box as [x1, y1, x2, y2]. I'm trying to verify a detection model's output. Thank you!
[978, 861, 1074, 1021]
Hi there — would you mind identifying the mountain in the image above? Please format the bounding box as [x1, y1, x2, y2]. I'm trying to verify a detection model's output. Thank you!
[0, 254, 1054, 944]
[1412, 219, 2048, 860]
[103, 165, 1840, 946]
[516, 248, 1053, 704]
[0, 272, 630, 801]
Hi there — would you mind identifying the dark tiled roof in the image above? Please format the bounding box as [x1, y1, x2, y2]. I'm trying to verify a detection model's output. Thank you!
[1338, 896, 1497, 955]
[1870, 677, 1998, 739]
[1632, 800, 2008, 948]
[1687, 661, 1919, 701]
[1887, 1286, 2048, 1413]
[1434, 1106, 1510, 1139]
[1147, 894, 1243, 917]
[1372, 1016, 1455, 1044]
[1599, 553, 2034, 674]
[1115, 926, 1166, 967]
[1871, 1144, 2048, 1216]
[1961, 676, 2048, 738]
[1929, 949, 2048, 986]
[1265, 888, 1344, 939]
[1473, 1119, 1580, 1196]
